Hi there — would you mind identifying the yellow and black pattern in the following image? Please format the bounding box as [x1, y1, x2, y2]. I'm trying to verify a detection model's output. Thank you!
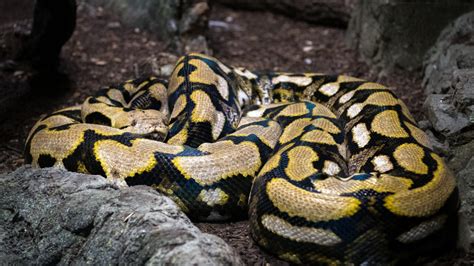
[247, 75, 459, 264]
[25, 53, 459, 264]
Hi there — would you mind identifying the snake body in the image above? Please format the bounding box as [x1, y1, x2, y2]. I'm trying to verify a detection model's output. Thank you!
[25, 53, 459, 264]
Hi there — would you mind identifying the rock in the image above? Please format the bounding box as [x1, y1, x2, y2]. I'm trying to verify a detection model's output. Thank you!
[423, 46, 474, 96]
[214, 0, 354, 27]
[423, 94, 470, 138]
[422, 11, 474, 247]
[458, 157, 474, 239]
[459, 156, 474, 193]
[422, 11, 474, 144]
[347, 1, 474, 72]
[453, 69, 474, 110]
[449, 140, 474, 173]
[87, 0, 211, 54]
[423, 11, 474, 95]
[0, 166, 243, 265]
[417, 119, 431, 130]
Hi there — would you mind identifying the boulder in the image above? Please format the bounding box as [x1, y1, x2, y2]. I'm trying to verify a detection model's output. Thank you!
[0, 166, 243, 265]
[423, 12, 474, 95]
[459, 157, 474, 227]
[423, 94, 470, 139]
[422, 10, 474, 145]
[449, 140, 474, 174]
[421, 11, 474, 244]
[347, 0, 474, 72]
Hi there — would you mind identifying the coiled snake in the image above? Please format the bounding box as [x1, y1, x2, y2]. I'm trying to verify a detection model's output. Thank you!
[25, 53, 459, 264]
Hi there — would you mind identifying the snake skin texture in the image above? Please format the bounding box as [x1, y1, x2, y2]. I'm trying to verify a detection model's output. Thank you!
[25, 53, 459, 264]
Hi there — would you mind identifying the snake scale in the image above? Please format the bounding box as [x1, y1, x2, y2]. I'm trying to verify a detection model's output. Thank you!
[25, 53, 459, 264]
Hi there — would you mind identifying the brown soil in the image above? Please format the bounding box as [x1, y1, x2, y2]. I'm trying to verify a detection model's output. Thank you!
[0, 2, 466, 265]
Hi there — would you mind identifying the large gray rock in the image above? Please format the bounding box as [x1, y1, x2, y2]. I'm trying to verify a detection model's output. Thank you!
[214, 0, 354, 27]
[422, 11, 474, 246]
[422, 11, 474, 145]
[0, 166, 243, 265]
[449, 141, 474, 173]
[347, 1, 474, 72]
[457, 156, 474, 252]
[423, 94, 471, 139]
[423, 11, 474, 95]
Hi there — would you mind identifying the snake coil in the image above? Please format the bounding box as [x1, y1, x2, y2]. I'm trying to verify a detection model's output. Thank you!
[25, 53, 459, 264]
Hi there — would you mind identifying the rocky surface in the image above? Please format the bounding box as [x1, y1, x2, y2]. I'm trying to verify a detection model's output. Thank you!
[88, 0, 211, 54]
[213, 0, 354, 27]
[421, 11, 474, 245]
[0, 166, 243, 265]
[347, 0, 474, 72]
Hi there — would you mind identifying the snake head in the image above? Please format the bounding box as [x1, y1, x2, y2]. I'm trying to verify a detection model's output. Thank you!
[112, 109, 168, 141]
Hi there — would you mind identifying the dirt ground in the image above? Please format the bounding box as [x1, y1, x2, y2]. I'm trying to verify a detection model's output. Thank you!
[0, 2, 466, 265]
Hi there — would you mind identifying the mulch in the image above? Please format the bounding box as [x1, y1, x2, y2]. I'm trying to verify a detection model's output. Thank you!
[1, 2, 465, 265]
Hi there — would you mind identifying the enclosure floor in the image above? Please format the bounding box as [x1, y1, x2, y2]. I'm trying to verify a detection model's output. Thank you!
[0, 2, 466, 265]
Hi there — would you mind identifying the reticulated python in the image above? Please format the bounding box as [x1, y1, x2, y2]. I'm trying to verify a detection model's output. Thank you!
[25, 53, 459, 264]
